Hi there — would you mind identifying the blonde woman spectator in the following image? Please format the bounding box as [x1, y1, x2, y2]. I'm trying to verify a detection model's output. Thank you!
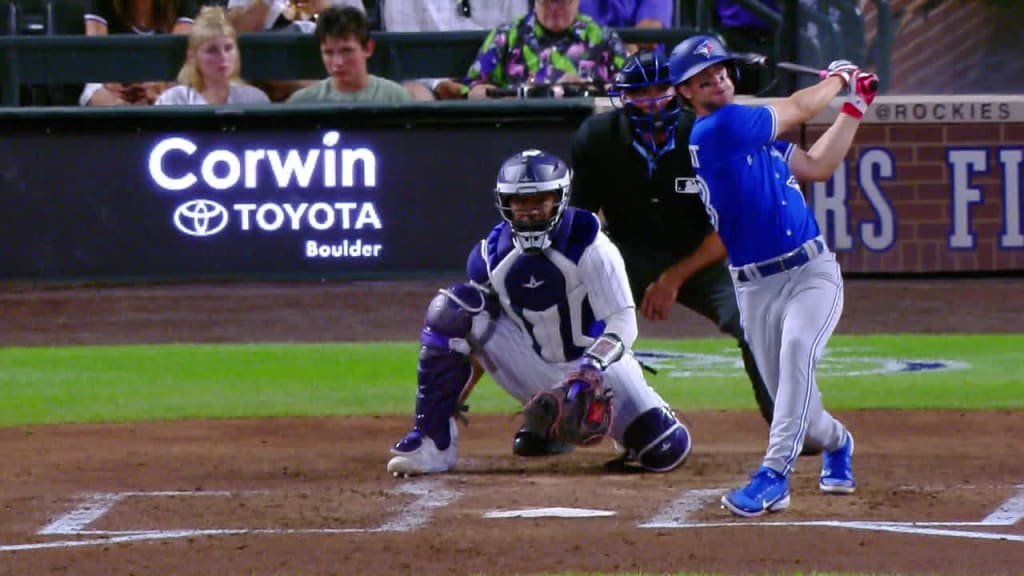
[80, 0, 199, 106]
[156, 6, 271, 105]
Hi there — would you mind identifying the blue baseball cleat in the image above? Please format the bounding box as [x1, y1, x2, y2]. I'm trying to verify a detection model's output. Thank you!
[820, 431, 856, 494]
[721, 466, 791, 517]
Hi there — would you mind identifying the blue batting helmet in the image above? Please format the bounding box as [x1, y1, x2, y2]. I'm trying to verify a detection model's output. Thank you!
[494, 149, 572, 253]
[669, 35, 736, 86]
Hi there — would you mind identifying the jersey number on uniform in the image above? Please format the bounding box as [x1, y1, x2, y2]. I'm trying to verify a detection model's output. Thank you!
[515, 291, 592, 362]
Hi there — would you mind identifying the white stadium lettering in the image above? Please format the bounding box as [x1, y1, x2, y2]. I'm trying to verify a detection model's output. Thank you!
[305, 239, 383, 258]
[947, 149, 988, 249]
[148, 131, 377, 191]
[231, 202, 382, 232]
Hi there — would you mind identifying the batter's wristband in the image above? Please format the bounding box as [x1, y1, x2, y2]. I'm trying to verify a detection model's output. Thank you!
[841, 102, 864, 119]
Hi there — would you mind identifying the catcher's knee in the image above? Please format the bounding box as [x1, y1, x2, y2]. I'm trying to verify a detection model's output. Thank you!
[622, 407, 692, 473]
[421, 283, 495, 355]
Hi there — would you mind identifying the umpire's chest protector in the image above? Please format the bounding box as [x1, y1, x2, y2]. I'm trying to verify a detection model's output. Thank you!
[574, 111, 713, 255]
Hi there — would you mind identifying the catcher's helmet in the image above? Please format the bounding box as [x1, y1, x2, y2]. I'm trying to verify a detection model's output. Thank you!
[669, 34, 736, 86]
[494, 149, 572, 253]
[609, 50, 681, 156]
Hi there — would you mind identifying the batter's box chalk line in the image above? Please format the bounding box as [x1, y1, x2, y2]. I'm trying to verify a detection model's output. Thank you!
[638, 484, 1024, 543]
[3, 483, 1022, 552]
[2, 480, 461, 553]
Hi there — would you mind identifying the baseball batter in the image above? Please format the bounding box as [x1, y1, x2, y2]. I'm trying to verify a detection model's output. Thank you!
[387, 149, 692, 477]
[669, 35, 877, 516]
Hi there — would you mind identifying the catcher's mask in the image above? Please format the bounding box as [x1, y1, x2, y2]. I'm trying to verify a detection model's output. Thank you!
[609, 50, 681, 157]
[494, 149, 572, 253]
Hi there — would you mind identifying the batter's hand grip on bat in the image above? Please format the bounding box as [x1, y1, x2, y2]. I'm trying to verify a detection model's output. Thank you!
[817, 69, 879, 92]
[858, 74, 880, 93]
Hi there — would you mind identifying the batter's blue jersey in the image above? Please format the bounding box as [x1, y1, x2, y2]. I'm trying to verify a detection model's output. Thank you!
[688, 104, 821, 266]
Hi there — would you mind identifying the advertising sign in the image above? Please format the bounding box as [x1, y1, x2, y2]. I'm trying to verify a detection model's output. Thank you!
[0, 120, 578, 280]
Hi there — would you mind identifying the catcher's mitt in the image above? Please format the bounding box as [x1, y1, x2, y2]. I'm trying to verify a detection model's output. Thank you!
[521, 365, 613, 447]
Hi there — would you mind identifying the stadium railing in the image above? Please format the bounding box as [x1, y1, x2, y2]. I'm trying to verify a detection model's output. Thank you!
[0, 27, 704, 107]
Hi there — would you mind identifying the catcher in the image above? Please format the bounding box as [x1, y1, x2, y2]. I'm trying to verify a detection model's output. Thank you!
[387, 149, 692, 476]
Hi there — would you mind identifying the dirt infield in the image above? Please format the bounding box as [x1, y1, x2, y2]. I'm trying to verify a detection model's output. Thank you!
[1, 278, 1023, 575]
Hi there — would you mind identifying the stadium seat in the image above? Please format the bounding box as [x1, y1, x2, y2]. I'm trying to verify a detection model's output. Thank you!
[13, 0, 50, 34]
[2, 0, 16, 35]
[15, 0, 85, 105]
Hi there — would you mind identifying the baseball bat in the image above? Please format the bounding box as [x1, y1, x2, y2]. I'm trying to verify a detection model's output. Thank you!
[733, 52, 879, 92]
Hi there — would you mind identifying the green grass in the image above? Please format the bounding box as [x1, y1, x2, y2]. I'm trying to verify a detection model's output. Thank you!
[1, 334, 1021, 427]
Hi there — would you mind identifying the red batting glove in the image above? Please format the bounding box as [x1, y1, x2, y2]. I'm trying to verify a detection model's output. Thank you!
[841, 71, 880, 119]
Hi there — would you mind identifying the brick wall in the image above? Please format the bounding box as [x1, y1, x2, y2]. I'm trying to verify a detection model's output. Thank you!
[797, 113, 1024, 274]
[861, 0, 1024, 94]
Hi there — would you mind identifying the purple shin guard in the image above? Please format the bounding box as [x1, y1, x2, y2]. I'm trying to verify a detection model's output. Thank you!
[403, 284, 487, 450]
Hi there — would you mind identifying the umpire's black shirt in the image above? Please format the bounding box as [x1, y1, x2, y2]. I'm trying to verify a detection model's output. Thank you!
[570, 108, 713, 258]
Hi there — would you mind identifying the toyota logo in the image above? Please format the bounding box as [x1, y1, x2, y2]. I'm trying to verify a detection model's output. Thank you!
[174, 199, 229, 237]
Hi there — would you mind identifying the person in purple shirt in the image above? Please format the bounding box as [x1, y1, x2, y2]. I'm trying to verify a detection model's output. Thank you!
[716, 0, 780, 34]
[578, 0, 673, 53]
[578, 0, 671, 28]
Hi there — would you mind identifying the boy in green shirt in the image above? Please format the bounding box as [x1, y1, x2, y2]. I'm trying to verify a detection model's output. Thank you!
[288, 6, 411, 104]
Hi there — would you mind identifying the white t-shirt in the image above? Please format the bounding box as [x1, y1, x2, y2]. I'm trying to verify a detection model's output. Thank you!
[381, 0, 528, 32]
[155, 83, 272, 105]
[226, 0, 365, 31]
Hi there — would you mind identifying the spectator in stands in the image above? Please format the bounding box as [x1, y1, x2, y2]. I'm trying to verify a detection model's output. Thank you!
[286, 6, 411, 104]
[382, 0, 526, 32]
[714, 0, 780, 95]
[716, 0, 780, 43]
[381, 0, 528, 100]
[155, 6, 270, 105]
[464, 0, 628, 100]
[577, 0, 673, 54]
[226, 0, 364, 34]
[80, 0, 199, 106]
[221, 0, 365, 101]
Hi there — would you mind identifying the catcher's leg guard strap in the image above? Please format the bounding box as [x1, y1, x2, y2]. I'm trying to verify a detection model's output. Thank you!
[411, 284, 492, 450]
[622, 407, 692, 473]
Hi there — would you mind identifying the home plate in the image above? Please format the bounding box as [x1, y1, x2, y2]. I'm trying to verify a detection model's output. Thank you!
[483, 507, 616, 519]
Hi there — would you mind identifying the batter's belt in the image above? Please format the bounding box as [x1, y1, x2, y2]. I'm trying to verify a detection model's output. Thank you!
[732, 236, 826, 282]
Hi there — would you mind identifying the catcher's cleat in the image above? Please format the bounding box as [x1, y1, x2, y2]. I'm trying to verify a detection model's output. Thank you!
[512, 429, 575, 457]
[387, 418, 457, 476]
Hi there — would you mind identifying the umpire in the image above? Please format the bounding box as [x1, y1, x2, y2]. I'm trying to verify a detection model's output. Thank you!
[569, 50, 774, 424]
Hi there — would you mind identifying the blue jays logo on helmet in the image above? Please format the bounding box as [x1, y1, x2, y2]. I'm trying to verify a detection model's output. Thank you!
[494, 149, 572, 253]
[669, 34, 735, 86]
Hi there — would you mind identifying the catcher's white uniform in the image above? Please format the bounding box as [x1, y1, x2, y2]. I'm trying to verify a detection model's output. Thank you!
[388, 149, 690, 477]
[469, 207, 669, 442]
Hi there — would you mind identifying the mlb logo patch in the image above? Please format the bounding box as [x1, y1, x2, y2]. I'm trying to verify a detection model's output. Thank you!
[675, 178, 702, 194]
[694, 41, 714, 58]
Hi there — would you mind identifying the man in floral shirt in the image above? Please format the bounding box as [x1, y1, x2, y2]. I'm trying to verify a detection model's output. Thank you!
[462, 0, 628, 99]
